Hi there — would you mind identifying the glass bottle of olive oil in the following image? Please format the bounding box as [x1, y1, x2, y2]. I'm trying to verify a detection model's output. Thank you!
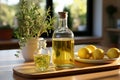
[52, 12, 74, 68]
[34, 39, 50, 71]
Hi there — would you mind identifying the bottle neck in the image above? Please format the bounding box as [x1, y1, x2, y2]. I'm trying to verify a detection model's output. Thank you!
[39, 40, 46, 49]
[59, 18, 68, 28]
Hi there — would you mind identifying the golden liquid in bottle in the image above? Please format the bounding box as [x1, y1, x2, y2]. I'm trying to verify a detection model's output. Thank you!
[52, 38, 74, 68]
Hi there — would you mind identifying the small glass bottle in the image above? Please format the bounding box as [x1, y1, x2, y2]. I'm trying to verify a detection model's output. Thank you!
[52, 12, 74, 68]
[34, 39, 50, 71]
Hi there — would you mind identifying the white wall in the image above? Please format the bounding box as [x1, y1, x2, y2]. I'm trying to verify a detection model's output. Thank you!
[93, 0, 103, 37]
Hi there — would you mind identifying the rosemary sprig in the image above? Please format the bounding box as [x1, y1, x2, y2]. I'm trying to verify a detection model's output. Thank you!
[15, 0, 55, 47]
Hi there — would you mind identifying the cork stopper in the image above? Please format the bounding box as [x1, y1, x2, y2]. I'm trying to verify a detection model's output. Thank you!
[58, 12, 68, 18]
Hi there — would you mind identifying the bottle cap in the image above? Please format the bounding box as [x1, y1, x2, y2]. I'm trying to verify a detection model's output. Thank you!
[58, 12, 68, 18]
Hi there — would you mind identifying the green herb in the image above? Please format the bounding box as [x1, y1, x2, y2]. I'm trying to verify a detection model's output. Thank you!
[34, 54, 50, 71]
[14, 54, 19, 58]
[14, 50, 21, 58]
[15, 0, 55, 46]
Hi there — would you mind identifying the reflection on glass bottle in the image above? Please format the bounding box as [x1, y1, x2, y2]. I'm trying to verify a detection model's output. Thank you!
[52, 12, 74, 68]
[34, 39, 50, 71]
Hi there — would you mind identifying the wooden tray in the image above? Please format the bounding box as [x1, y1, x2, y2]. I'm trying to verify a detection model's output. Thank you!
[13, 59, 120, 79]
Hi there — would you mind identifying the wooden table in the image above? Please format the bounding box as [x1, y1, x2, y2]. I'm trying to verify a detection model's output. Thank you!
[0, 45, 120, 80]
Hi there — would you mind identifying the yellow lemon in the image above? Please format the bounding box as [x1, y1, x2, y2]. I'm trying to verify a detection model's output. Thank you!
[85, 45, 97, 53]
[92, 48, 104, 60]
[107, 48, 120, 59]
[78, 48, 91, 59]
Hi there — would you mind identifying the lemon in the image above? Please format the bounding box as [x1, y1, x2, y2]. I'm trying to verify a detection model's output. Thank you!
[92, 48, 104, 60]
[78, 48, 91, 59]
[85, 45, 97, 53]
[107, 48, 120, 59]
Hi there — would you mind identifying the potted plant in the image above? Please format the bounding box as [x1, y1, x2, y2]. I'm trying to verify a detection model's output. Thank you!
[0, 24, 13, 40]
[15, 0, 55, 61]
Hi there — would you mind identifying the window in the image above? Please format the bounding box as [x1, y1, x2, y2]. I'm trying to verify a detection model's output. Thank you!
[0, 0, 19, 27]
[0, 0, 93, 38]
[46, 0, 93, 37]
[0, 0, 46, 28]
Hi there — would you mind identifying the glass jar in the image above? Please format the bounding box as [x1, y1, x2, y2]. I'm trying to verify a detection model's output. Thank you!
[34, 39, 50, 71]
[52, 12, 74, 68]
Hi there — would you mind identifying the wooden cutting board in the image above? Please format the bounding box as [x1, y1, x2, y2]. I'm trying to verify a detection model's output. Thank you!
[13, 60, 120, 79]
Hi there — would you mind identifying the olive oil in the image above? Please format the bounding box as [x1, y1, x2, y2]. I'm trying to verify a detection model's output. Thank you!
[34, 54, 50, 71]
[52, 38, 74, 68]
[52, 12, 74, 68]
